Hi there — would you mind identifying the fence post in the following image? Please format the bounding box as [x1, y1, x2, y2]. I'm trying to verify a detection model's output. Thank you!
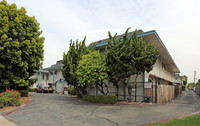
[96, 83, 98, 95]
[143, 72, 145, 102]
[152, 82, 153, 103]
[124, 85, 126, 100]
[135, 83, 137, 102]
[155, 82, 157, 103]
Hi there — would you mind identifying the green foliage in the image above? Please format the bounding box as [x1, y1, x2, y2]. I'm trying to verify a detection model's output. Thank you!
[76, 50, 108, 94]
[18, 90, 29, 97]
[28, 77, 38, 87]
[27, 88, 36, 92]
[183, 75, 188, 85]
[197, 82, 200, 85]
[0, 0, 44, 87]
[69, 87, 76, 95]
[106, 28, 158, 101]
[64, 87, 68, 91]
[0, 98, 4, 108]
[62, 37, 88, 88]
[0, 89, 21, 108]
[82, 94, 117, 104]
[149, 113, 200, 126]
[107, 28, 158, 84]
[187, 83, 195, 90]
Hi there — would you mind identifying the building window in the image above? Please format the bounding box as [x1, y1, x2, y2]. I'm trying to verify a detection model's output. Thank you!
[55, 71, 57, 75]
[50, 72, 53, 75]
[162, 62, 166, 70]
[42, 74, 45, 80]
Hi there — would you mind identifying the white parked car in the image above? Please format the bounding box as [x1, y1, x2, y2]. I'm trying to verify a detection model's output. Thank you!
[36, 81, 54, 93]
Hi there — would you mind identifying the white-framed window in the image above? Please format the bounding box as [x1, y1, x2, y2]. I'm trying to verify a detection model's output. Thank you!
[162, 62, 166, 70]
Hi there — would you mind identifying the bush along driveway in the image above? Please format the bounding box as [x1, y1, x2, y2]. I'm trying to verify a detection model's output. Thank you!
[2, 90, 200, 126]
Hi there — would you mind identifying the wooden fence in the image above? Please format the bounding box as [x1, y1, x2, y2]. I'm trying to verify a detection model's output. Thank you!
[175, 85, 182, 96]
[156, 85, 175, 103]
[195, 85, 200, 95]
[145, 85, 178, 103]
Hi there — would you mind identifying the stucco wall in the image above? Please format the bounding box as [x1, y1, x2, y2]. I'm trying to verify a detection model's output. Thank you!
[146, 57, 176, 83]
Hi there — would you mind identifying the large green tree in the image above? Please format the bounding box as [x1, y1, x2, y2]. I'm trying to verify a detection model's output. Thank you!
[0, 1, 44, 88]
[62, 37, 88, 96]
[76, 50, 109, 95]
[106, 28, 158, 101]
[183, 75, 188, 85]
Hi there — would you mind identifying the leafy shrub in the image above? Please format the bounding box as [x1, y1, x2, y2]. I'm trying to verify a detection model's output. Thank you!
[0, 97, 4, 108]
[0, 89, 21, 107]
[187, 83, 195, 90]
[18, 90, 29, 97]
[27, 88, 36, 92]
[82, 95, 117, 104]
[69, 87, 76, 95]
[64, 87, 68, 91]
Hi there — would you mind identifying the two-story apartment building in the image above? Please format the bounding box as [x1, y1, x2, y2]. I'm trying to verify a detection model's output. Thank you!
[31, 60, 67, 93]
[175, 74, 185, 85]
[87, 29, 180, 101]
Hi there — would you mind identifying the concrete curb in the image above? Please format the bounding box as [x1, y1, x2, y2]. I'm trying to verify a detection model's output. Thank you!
[3, 96, 32, 116]
[0, 115, 16, 126]
[0, 96, 32, 126]
[139, 110, 200, 126]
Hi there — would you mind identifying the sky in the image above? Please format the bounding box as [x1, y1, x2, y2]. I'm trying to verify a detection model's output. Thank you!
[4, 0, 200, 83]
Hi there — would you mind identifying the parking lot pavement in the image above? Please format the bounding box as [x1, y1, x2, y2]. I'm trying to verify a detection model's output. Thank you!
[2, 90, 200, 126]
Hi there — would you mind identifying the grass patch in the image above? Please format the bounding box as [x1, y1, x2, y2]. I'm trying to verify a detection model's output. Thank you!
[149, 113, 200, 126]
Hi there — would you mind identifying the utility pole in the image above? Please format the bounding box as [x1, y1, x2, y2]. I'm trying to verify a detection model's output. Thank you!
[194, 70, 197, 84]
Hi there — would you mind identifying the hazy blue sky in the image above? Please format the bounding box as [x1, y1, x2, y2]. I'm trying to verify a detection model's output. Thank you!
[5, 0, 200, 82]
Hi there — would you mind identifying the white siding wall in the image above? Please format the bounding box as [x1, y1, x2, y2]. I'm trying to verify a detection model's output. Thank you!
[49, 69, 64, 83]
[146, 57, 176, 83]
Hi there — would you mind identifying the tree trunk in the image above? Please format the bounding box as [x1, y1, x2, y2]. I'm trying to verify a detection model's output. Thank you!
[104, 84, 109, 95]
[76, 86, 84, 98]
[97, 84, 105, 95]
[96, 82, 110, 95]
[128, 85, 132, 102]
[127, 74, 139, 102]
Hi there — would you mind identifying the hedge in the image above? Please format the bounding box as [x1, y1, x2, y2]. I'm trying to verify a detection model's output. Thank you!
[27, 88, 36, 92]
[18, 90, 29, 97]
[82, 94, 117, 104]
[69, 87, 76, 95]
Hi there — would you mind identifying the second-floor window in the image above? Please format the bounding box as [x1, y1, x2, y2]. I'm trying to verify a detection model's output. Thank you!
[162, 62, 166, 70]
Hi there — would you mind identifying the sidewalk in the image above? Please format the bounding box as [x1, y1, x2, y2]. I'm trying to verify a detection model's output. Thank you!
[0, 115, 16, 126]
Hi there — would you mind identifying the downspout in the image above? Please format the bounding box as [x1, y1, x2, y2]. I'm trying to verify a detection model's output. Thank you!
[53, 70, 55, 94]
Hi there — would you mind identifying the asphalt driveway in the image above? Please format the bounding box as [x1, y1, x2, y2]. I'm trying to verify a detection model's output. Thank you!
[2, 90, 200, 126]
